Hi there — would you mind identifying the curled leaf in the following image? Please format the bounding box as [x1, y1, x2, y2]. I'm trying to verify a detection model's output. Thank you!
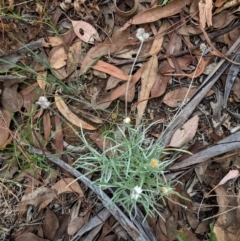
[55, 92, 96, 130]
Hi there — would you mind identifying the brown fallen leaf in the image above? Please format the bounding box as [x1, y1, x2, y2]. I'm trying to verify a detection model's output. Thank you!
[43, 209, 59, 240]
[21, 186, 56, 206]
[41, 36, 64, 47]
[68, 216, 86, 235]
[128, 0, 192, 25]
[150, 21, 170, 55]
[37, 71, 47, 90]
[136, 55, 158, 126]
[48, 45, 67, 69]
[163, 87, 196, 107]
[169, 115, 199, 148]
[40, 178, 84, 209]
[162, 87, 214, 107]
[71, 20, 101, 44]
[55, 92, 96, 130]
[198, 0, 213, 29]
[92, 60, 128, 80]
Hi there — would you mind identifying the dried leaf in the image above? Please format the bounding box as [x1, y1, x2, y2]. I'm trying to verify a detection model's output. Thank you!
[43, 209, 59, 240]
[21, 186, 55, 206]
[55, 92, 96, 130]
[68, 40, 82, 64]
[37, 71, 47, 90]
[130, 0, 192, 25]
[48, 45, 67, 69]
[68, 216, 86, 235]
[218, 170, 239, 185]
[169, 115, 199, 148]
[163, 87, 196, 107]
[198, 0, 213, 29]
[150, 21, 169, 55]
[40, 178, 84, 209]
[92, 60, 128, 80]
[136, 55, 158, 126]
[71, 20, 101, 44]
[41, 36, 64, 47]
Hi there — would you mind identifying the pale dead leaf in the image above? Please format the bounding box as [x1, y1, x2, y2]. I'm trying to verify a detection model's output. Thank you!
[198, 0, 213, 29]
[55, 92, 96, 130]
[150, 21, 170, 55]
[68, 216, 85, 235]
[40, 178, 84, 209]
[169, 115, 199, 148]
[48, 45, 67, 69]
[52, 178, 84, 195]
[163, 87, 196, 107]
[136, 55, 158, 126]
[41, 36, 64, 47]
[68, 40, 82, 64]
[37, 71, 47, 90]
[71, 20, 101, 44]
[21, 186, 55, 206]
[218, 170, 239, 185]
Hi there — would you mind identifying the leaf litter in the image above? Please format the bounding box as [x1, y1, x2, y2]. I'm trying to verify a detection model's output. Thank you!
[1, 0, 240, 240]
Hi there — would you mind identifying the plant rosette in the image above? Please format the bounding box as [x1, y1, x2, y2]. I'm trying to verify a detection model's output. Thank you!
[74, 120, 183, 219]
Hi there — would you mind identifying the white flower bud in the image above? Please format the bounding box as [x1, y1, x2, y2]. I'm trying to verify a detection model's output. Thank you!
[35, 96, 50, 109]
[131, 186, 142, 200]
[136, 28, 149, 42]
